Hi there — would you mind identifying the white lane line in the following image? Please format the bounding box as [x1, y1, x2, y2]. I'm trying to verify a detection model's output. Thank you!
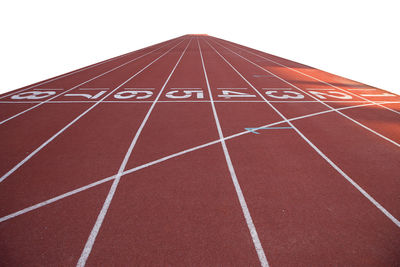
[76, 39, 192, 267]
[0, 175, 116, 223]
[0, 40, 176, 126]
[0, 36, 181, 100]
[170, 87, 202, 90]
[206, 39, 400, 228]
[348, 89, 377, 91]
[217, 88, 247, 90]
[198, 38, 269, 267]
[0, 41, 184, 184]
[261, 88, 292, 90]
[361, 93, 396, 97]
[32, 88, 65, 91]
[1, 101, 394, 224]
[79, 88, 110, 91]
[213, 41, 400, 148]
[123, 88, 155, 90]
[2, 100, 400, 104]
[219, 38, 400, 115]
[304, 88, 332, 91]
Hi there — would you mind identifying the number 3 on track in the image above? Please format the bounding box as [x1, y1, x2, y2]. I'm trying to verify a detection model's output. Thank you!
[264, 90, 304, 99]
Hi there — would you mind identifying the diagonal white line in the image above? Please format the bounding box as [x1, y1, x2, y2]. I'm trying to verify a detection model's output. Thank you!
[198, 38, 269, 267]
[212, 40, 400, 148]
[0, 36, 180, 100]
[0, 40, 184, 184]
[0, 101, 394, 224]
[206, 39, 400, 228]
[216, 37, 400, 116]
[0, 39, 177, 126]
[76, 39, 192, 267]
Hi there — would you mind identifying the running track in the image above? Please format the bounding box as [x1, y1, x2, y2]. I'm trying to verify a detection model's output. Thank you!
[1, 35, 399, 266]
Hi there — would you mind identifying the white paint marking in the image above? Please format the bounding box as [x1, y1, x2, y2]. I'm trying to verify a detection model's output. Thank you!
[1, 101, 395, 224]
[123, 88, 155, 90]
[305, 88, 332, 91]
[169, 87, 202, 90]
[198, 38, 269, 267]
[0, 37, 180, 100]
[217, 87, 247, 90]
[207, 38, 400, 228]
[0, 41, 175, 125]
[79, 88, 110, 91]
[77, 39, 192, 267]
[261, 88, 292, 90]
[221, 39, 400, 115]
[32, 88, 64, 91]
[361, 93, 396, 97]
[348, 88, 377, 91]
[0, 41, 184, 184]
[2, 100, 400, 104]
[213, 40, 400, 148]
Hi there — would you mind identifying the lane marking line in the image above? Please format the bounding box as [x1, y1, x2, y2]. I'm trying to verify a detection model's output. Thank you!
[76, 39, 192, 267]
[169, 87, 202, 90]
[261, 88, 292, 90]
[217, 87, 247, 90]
[219, 38, 400, 115]
[0, 41, 184, 184]
[123, 88, 155, 90]
[2, 100, 400, 104]
[198, 38, 269, 267]
[0, 36, 181, 100]
[0, 40, 177, 126]
[348, 89, 377, 91]
[361, 93, 396, 97]
[79, 88, 110, 91]
[213, 40, 400, 148]
[32, 88, 65, 91]
[1, 101, 395, 224]
[207, 38, 400, 228]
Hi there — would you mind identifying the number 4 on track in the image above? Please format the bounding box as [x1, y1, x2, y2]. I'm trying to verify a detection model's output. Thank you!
[218, 90, 256, 99]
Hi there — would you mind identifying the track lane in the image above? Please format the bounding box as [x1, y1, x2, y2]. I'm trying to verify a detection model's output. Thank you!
[0, 36, 181, 99]
[0, 40, 188, 214]
[0, 38, 191, 266]
[212, 36, 400, 115]
[81, 38, 266, 266]
[1, 35, 399, 266]
[0, 39, 182, 181]
[210, 38, 400, 147]
[76, 39, 193, 266]
[1, 101, 395, 225]
[202, 37, 400, 265]
[208, 37, 400, 220]
[0, 182, 112, 266]
[85, 146, 261, 266]
[0, 38, 180, 125]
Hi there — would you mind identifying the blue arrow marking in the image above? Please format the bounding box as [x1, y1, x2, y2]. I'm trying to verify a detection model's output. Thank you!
[245, 126, 293, 134]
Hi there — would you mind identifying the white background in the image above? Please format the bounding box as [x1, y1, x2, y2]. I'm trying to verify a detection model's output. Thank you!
[0, 0, 399, 95]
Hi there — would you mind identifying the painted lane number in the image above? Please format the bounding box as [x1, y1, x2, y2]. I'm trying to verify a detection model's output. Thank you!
[11, 91, 57, 100]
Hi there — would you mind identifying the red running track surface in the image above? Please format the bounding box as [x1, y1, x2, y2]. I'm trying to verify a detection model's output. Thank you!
[1, 35, 400, 266]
